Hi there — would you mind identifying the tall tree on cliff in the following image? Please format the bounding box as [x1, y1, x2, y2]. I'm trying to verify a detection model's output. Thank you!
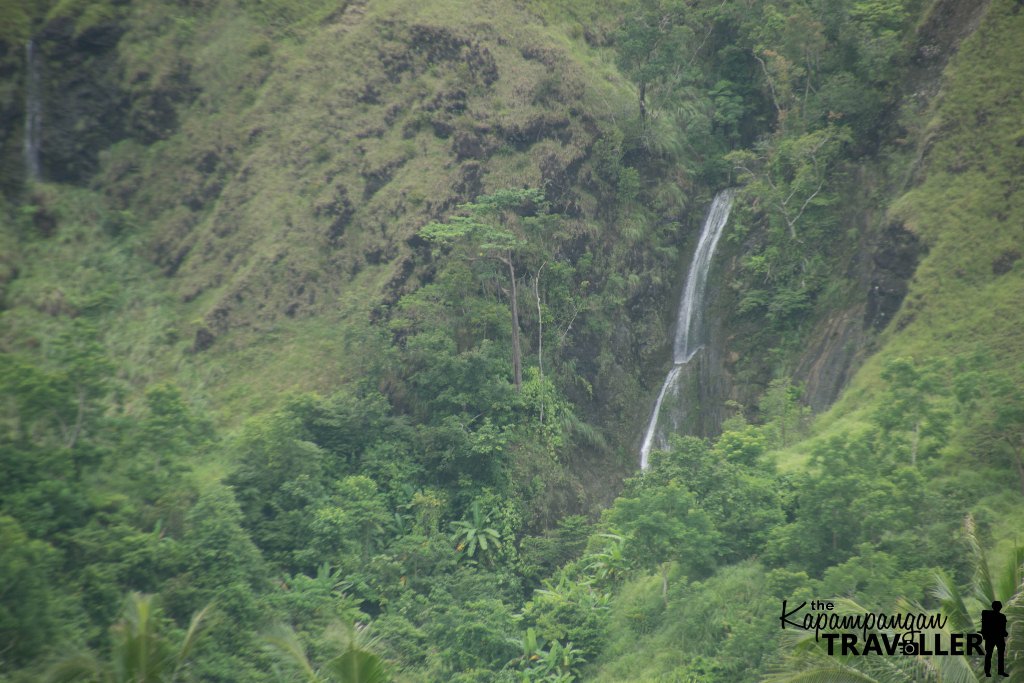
[420, 189, 555, 393]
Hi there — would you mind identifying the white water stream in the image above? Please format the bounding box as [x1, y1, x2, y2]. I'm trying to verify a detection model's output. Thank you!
[24, 39, 42, 181]
[639, 189, 735, 469]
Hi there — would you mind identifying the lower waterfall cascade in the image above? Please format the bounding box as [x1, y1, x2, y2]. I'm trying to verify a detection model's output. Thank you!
[639, 189, 735, 469]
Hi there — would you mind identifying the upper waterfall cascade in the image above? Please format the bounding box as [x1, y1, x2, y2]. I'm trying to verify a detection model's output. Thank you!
[24, 39, 42, 181]
[639, 189, 735, 469]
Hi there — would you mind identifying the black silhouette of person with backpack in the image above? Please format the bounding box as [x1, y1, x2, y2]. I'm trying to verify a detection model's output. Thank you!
[981, 601, 1009, 677]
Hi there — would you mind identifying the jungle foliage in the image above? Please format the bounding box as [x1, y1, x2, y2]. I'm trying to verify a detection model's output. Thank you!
[2, 0, 1023, 682]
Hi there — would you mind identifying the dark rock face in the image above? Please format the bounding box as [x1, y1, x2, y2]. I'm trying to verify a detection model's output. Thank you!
[865, 221, 924, 331]
[0, 43, 27, 193]
[192, 326, 215, 352]
[381, 24, 498, 87]
[993, 249, 1021, 275]
[362, 157, 407, 200]
[0, 14, 198, 192]
[452, 130, 489, 160]
[315, 187, 355, 245]
[123, 57, 197, 145]
[34, 19, 129, 183]
[453, 162, 483, 201]
[693, 194, 928, 429]
[794, 307, 866, 413]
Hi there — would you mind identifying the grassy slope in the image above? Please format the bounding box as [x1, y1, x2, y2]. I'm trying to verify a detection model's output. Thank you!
[124, 0, 623, 420]
[790, 0, 1024, 542]
[589, 0, 1024, 680]
[3, 0, 640, 428]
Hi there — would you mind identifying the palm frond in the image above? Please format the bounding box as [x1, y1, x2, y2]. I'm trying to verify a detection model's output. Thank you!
[563, 411, 608, 451]
[323, 649, 389, 683]
[264, 623, 320, 683]
[962, 515, 996, 604]
[764, 659, 881, 683]
[43, 653, 109, 683]
[926, 652, 980, 683]
[995, 545, 1024, 604]
[929, 570, 974, 633]
[110, 593, 170, 683]
[172, 601, 213, 680]
[771, 668, 879, 683]
[1005, 593, 1024, 682]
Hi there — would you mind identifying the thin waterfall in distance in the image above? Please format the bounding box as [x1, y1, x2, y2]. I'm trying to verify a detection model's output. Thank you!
[24, 39, 42, 181]
[639, 189, 736, 469]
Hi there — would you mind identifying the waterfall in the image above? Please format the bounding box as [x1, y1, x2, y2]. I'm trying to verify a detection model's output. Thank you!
[640, 189, 735, 469]
[24, 39, 42, 181]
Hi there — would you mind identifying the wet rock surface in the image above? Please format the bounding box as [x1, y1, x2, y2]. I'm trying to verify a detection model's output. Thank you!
[865, 221, 924, 331]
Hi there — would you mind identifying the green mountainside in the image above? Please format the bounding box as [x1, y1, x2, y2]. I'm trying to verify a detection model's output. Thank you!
[1, 0, 1022, 681]
[593, 3, 1024, 679]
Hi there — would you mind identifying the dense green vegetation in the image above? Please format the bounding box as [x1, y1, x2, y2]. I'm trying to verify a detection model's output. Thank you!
[2, 0, 1023, 681]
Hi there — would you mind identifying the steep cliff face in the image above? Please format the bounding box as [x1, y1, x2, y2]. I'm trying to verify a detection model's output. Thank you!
[691, 0, 992, 430]
[100, 5, 614, 342]
[2, 0, 1007, 471]
[0, 14, 133, 192]
[1, 0, 692, 480]
[791, 0, 990, 407]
